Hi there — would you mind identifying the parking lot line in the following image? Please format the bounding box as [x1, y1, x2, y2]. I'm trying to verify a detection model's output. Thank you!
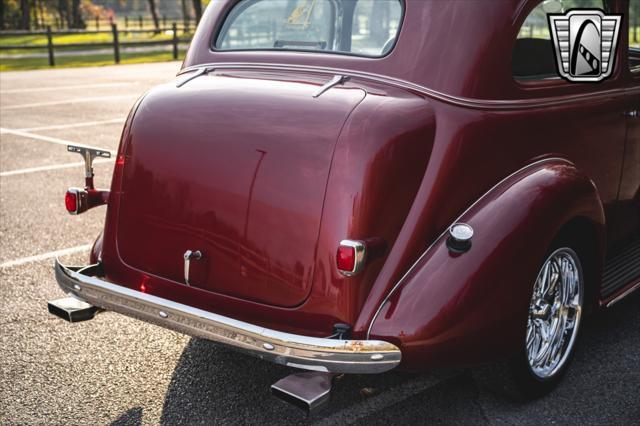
[0, 127, 116, 154]
[0, 159, 114, 177]
[0, 244, 92, 269]
[1, 94, 138, 110]
[16, 118, 125, 132]
[0, 82, 137, 95]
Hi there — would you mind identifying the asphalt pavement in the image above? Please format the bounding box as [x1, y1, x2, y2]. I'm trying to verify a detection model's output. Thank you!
[0, 62, 638, 425]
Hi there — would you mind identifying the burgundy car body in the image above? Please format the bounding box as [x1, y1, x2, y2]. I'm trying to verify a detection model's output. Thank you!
[60, 0, 639, 372]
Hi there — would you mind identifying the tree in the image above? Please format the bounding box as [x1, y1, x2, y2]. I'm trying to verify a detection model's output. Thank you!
[147, 0, 159, 31]
[36, 0, 47, 29]
[192, 0, 201, 24]
[181, 0, 189, 28]
[70, 0, 83, 28]
[20, 0, 30, 29]
[0, 0, 5, 30]
[57, 0, 69, 28]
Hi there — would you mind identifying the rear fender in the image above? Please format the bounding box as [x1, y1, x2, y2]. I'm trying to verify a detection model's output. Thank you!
[367, 158, 605, 371]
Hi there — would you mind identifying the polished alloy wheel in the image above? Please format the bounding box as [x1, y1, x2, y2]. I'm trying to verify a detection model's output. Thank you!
[526, 248, 583, 379]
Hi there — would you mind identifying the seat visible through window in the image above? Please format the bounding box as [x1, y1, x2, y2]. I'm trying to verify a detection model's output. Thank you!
[512, 38, 557, 79]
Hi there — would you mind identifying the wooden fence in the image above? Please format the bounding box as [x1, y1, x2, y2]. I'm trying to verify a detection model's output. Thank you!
[5, 15, 197, 33]
[0, 23, 190, 67]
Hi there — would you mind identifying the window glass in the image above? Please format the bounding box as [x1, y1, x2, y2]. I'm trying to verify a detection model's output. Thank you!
[351, 0, 403, 56]
[215, 0, 403, 57]
[630, 0, 640, 72]
[513, 0, 605, 80]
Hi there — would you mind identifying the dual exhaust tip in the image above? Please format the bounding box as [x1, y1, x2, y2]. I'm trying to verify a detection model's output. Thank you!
[47, 297, 101, 323]
[48, 297, 342, 412]
[271, 371, 337, 412]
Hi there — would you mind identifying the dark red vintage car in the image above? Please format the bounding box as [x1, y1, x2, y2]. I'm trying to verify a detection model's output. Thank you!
[50, 0, 639, 407]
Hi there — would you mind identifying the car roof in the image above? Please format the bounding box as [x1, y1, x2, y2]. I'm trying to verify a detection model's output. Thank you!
[183, 0, 626, 102]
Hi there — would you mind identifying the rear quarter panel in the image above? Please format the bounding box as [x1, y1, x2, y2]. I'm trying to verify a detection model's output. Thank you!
[355, 92, 627, 339]
[368, 159, 605, 370]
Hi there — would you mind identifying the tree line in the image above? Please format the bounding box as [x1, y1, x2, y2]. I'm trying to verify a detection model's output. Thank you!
[0, 0, 207, 31]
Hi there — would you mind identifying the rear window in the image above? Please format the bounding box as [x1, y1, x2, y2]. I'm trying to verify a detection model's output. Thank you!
[214, 0, 404, 58]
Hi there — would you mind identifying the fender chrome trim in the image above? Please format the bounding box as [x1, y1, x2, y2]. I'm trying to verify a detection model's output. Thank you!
[54, 259, 401, 374]
[366, 157, 578, 338]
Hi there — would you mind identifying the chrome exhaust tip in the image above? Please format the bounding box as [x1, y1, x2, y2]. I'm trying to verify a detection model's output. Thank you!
[271, 371, 335, 411]
[47, 297, 101, 323]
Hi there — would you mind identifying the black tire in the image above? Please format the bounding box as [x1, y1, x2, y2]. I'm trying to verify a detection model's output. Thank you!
[473, 236, 586, 401]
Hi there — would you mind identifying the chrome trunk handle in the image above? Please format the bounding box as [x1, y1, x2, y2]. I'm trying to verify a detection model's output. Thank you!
[183, 250, 202, 286]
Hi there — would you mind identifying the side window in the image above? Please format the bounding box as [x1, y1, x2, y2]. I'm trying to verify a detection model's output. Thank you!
[351, 0, 403, 56]
[513, 0, 605, 80]
[630, 0, 640, 72]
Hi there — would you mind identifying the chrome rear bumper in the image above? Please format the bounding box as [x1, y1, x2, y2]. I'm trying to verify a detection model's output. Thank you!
[54, 259, 401, 374]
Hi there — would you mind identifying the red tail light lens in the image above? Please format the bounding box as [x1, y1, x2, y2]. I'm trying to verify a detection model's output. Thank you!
[337, 246, 355, 272]
[65, 187, 109, 215]
[337, 240, 366, 276]
[65, 190, 78, 213]
[65, 188, 89, 215]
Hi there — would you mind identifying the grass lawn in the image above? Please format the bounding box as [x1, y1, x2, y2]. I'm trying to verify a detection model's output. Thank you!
[0, 48, 186, 71]
[0, 30, 184, 55]
[0, 28, 191, 71]
[1, 30, 176, 46]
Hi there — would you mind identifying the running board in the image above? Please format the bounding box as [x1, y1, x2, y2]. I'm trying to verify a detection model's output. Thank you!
[601, 238, 640, 299]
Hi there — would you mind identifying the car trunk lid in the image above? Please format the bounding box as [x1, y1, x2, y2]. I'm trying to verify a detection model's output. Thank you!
[116, 72, 365, 307]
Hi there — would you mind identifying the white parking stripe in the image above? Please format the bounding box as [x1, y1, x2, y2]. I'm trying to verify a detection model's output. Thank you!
[1, 94, 138, 110]
[0, 127, 116, 154]
[0, 159, 114, 177]
[16, 118, 125, 132]
[0, 244, 92, 269]
[0, 82, 136, 94]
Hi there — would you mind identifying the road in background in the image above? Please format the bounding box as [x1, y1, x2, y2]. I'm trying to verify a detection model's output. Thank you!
[0, 63, 638, 425]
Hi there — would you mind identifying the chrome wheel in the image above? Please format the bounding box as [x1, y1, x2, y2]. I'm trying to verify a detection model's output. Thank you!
[526, 248, 583, 379]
